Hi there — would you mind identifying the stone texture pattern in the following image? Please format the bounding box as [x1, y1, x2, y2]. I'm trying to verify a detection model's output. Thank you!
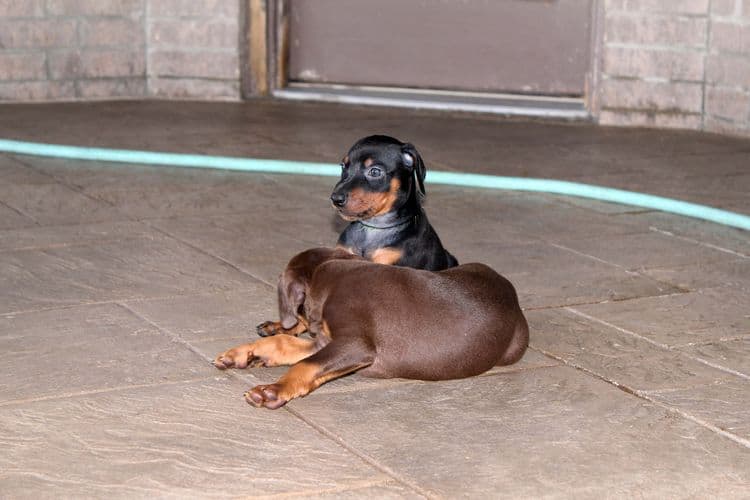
[0, 100, 748, 497]
[0, 0, 240, 101]
[599, 0, 750, 137]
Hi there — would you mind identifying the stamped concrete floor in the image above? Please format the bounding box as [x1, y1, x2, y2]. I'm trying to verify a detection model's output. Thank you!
[0, 100, 748, 499]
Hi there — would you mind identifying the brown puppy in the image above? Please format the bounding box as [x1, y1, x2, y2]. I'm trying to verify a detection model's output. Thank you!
[214, 248, 529, 409]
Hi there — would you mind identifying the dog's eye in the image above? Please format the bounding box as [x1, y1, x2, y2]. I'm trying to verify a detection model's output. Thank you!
[366, 166, 383, 178]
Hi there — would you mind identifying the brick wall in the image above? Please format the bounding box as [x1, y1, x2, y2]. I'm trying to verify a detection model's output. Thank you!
[704, 0, 750, 136]
[0, 0, 241, 101]
[147, 0, 241, 99]
[598, 0, 750, 137]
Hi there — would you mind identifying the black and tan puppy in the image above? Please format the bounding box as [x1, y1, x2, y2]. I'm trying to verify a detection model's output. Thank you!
[331, 135, 458, 270]
[214, 247, 529, 409]
[256, 135, 458, 339]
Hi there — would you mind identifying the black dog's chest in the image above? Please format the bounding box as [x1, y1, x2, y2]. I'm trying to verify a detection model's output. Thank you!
[339, 223, 404, 257]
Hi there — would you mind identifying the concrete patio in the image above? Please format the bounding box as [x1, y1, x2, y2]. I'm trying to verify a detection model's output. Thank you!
[0, 100, 748, 498]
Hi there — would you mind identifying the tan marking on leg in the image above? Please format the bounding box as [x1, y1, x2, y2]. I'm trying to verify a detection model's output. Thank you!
[370, 247, 403, 265]
[214, 335, 318, 369]
[248, 359, 369, 407]
[258, 318, 308, 336]
[320, 319, 333, 340]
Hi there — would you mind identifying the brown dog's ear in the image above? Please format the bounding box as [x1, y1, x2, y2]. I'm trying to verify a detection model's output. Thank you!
[401, 143, 426, 199]
[277, 271, 305, 329]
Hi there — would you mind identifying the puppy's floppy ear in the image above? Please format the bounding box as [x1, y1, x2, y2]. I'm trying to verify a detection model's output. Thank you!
[277, 271, 305, 329]
[401, 143, 426, 199]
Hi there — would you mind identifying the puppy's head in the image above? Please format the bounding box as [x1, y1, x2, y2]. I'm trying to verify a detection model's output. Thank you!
[277, 247, 361, 328]
[330, 135, 426, 221]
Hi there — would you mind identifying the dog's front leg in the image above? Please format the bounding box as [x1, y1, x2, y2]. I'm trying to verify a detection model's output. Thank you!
[213, 335, 319, 369]
[244, 338, 374, 409]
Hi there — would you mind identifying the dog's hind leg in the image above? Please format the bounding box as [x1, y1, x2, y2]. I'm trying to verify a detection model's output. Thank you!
[244, 338, 375, 409]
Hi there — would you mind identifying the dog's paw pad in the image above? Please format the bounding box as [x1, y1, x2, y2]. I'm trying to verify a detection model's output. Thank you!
[256, 321, 277, 337]
[213, 345, 254, 370]
[244, 384, 287, 409]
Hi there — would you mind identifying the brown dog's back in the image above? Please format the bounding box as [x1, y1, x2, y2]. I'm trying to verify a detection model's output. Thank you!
[309, 260, 529, 380]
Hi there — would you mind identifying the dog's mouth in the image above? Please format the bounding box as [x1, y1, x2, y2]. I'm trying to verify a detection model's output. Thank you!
[332, 203, 376, 221]
[332, 186, 398, 221]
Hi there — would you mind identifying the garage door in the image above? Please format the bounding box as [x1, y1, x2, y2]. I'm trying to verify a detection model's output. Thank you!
[288, 0, 593, 97]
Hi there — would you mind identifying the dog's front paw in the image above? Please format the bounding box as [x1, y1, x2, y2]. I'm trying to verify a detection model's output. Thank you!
[244, 384, 287, 409]
[256, 321, 279, 337]
[213, 344, 265, 370]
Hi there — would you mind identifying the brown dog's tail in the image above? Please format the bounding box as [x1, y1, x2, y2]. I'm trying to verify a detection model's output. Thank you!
[497, 313, 529, 366]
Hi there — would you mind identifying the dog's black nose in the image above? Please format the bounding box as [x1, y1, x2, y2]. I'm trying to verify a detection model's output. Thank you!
[330, 192, 347, 207]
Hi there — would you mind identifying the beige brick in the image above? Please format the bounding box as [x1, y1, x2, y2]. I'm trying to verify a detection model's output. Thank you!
[603, 47, 705, 81]
[0, 20, 77, 49]
[598, 109, 703, 130]
[711, 0, 738, 16]
[711, 22, 743, 52]
[0, 53, 46, 80]
[149, 19, 238, 49]
[48, 50, 83, 80]
[80, 18, 144, 47]
[705, 86, 750, 122]
[77, 78, 146, 98]
[606, 0, 709, 15]
[605, 14, 708, 47]
[600, 78, 704, 113]
[46, 0, 142, 17]
[0, 0, 45, 17]
[704, 116, 750, 137]
[148, 0, 238, 18]
[706, 53, 750, 88]
[149, 50, 239, 79]
[80, 50, 146, 78]
[0, 81, 75, 101]
[50, 50, 146, 80]
[148, 77, 240, 99]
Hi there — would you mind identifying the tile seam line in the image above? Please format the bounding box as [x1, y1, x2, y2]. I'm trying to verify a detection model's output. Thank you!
[237, 478, 396, 500]
[117, 301, 231, 368]
[565, 307, 750, 381]
[142, 221, 276, 288]
[0, 288, 262, 317]
[534, 348, 750, 450]
[648, 226, 749, 258]
[0, 198, 37, 222]
[521, 292, 686, 311]
[282, 404, 440, 500]
[182, 349, 436, 496]
[6, 152, 280, 284]
[0, 375, 213, 408]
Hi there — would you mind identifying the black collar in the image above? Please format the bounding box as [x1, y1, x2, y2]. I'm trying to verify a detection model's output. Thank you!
[357, 213, 417, 230]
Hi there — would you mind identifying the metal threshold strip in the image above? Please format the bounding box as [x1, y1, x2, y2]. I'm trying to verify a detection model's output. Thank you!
[273, 83, 589, 119]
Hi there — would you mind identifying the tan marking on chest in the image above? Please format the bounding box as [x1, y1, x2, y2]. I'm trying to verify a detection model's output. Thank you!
[370, 247, 403, 265]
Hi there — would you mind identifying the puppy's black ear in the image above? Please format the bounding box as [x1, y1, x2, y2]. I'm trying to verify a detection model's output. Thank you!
[277, 271, 305, 329]
[402, 143, 426, 199]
